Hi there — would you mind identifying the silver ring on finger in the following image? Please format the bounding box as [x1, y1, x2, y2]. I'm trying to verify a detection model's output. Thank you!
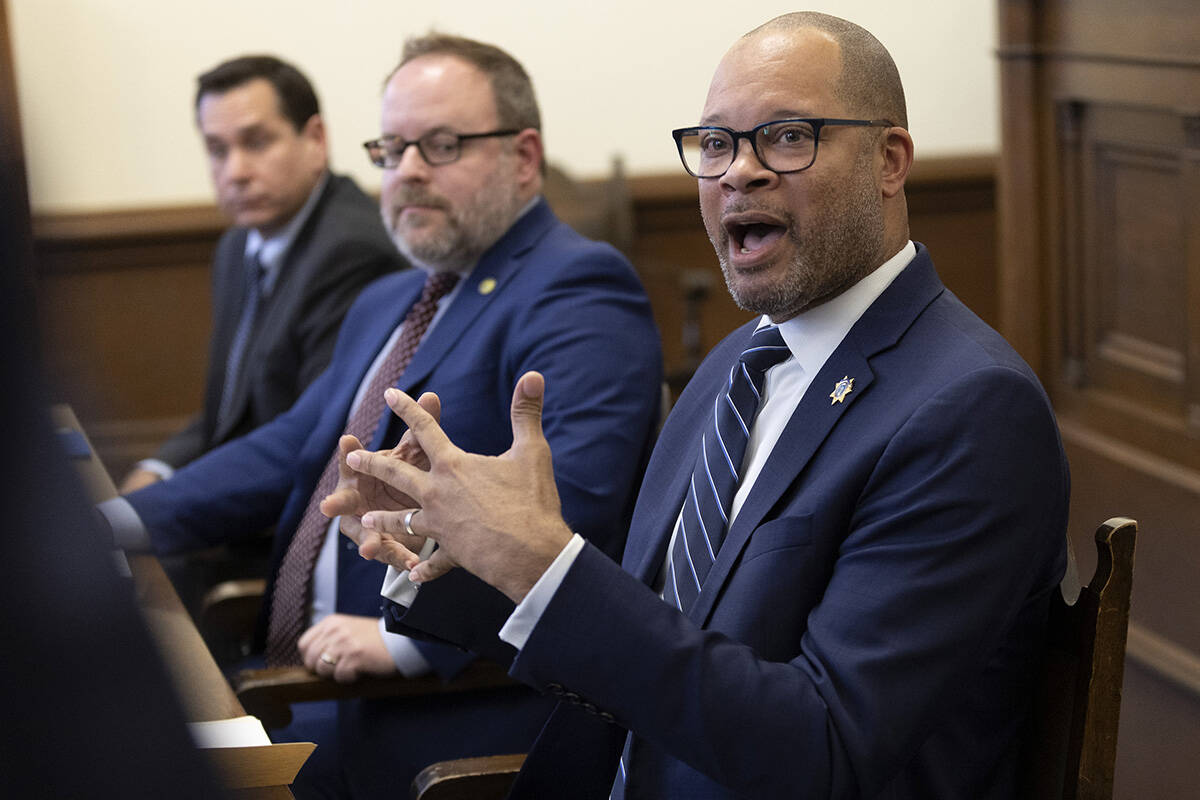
[403, 508, 419, 537]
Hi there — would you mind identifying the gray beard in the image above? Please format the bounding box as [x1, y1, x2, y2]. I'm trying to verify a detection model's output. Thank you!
[708, 154, 885, 321]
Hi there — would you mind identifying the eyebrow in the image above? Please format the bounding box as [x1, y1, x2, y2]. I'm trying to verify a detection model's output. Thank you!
[697, 110, 819, 127]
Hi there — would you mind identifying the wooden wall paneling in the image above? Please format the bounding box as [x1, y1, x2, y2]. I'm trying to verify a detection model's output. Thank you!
[34, 207, 220, 476]
[997, 0, 1200, 796]
[997, 0, 1048, 372]
[1184, 115, 1200, 435]
[904, 155, 999, 329]
[32, 157, 999, 482]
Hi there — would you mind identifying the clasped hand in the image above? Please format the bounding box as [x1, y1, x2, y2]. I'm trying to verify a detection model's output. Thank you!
[323, 371, 574, 604]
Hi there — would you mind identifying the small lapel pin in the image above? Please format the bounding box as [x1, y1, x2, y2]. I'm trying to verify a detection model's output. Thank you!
[478, 277, 497, 295]
[829, 376, 854, 405]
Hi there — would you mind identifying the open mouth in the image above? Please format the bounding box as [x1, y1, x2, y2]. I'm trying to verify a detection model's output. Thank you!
[727, 220, 786, 256]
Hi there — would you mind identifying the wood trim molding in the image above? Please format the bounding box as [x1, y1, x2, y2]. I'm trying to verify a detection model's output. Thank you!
[32, 155, 998, 250]
[1126, 622, 1200, 700]
[1057, 416, 1200, 496]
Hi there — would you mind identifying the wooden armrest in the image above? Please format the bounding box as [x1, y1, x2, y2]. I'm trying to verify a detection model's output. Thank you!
[236, 658, 518, 730]
[197, 578, 267, 665]
[411, 754, 526, 800]
[200, 578, 267, 632]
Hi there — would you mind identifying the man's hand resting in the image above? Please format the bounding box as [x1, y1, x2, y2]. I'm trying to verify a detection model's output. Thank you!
[298, 614, 398, 683]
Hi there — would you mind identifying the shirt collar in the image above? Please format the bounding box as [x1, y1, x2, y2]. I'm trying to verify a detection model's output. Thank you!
[244, 171, 330, 295]
[764, 240, 917, 379]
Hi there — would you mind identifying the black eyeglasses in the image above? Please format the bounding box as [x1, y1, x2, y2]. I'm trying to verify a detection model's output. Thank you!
[363, 129, 520, 168]
[671, 118, 893, 178]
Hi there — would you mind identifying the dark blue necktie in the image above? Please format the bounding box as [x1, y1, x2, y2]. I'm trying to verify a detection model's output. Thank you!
[216, 249, 264, 428]
[614, 324, 789, 798]
[663, 322, 790, 613]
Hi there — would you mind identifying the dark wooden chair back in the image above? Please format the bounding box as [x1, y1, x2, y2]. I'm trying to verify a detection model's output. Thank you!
[543, 157, 633, 254]
[411, 754, 525, 800]
[1024, 516, 1137, 800]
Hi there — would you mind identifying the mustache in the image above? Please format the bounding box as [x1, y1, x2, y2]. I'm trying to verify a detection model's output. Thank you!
[388, 190, 451, 212]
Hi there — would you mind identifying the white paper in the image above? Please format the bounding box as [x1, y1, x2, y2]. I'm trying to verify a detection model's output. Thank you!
[187, 715, 272, 749]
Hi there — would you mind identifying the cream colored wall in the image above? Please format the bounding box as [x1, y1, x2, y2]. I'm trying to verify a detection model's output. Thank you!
[9, 0, 997, 213]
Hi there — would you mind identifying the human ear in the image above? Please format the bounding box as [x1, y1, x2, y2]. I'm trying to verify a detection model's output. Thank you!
[879, 126, 913, 198]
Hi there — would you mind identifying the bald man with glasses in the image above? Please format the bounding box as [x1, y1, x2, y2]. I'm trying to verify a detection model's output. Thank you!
[337, 13, 1069, 799]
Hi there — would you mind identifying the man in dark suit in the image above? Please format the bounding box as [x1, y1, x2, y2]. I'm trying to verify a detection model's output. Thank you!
[119, 55, 404, 493]
[339, 13, 1070, 799]
[101, 35, 662, 799]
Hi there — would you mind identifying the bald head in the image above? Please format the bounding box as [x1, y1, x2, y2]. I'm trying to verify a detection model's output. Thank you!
[744, 12, 908, 130]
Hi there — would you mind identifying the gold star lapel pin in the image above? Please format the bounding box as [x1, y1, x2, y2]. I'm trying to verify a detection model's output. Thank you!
[830, 376, 854, 405]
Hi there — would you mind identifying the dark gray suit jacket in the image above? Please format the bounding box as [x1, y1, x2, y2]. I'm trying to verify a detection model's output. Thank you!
[156, 173, 406, 468]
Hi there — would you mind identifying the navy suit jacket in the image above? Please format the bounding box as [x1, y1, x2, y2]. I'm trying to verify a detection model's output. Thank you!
[155, 173, 406, 469]
[396, 246, 1070, 799]
[128, 199, 663, 793]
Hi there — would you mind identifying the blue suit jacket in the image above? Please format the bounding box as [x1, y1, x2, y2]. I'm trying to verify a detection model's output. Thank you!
[128, 199, 663, 794]
[400, 246, 1069, 799]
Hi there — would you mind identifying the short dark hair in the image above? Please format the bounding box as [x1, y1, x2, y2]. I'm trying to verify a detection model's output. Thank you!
[747, 12, 909, 130]
[195, 55, 320, 132]
[391, 34, 541, 133]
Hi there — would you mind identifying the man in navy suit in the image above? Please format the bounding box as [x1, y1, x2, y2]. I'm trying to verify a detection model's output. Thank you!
[340, 13, 1069, 799]
[101, 34, 662, 799]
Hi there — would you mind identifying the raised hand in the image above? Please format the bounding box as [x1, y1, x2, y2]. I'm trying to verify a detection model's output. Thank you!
[321, 391, 441, 571]
[347, 372, 575, 603]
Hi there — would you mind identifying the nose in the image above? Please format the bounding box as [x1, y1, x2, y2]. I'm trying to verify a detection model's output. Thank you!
[719, 136, 777, 194]
[391, 141, 431, 182]
[223, 146, 253, 183]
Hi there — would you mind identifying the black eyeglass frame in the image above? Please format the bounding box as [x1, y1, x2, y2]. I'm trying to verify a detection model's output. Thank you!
[671, 117, 894, 178]
[362, 128, 521, 168]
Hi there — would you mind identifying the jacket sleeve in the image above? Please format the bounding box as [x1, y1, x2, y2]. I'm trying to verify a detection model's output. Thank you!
[507, 366, 1068, 798]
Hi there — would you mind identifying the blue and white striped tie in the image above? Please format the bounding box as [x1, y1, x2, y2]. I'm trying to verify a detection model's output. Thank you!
[613, 325, 788, 798]
[662, 323, 790, 614]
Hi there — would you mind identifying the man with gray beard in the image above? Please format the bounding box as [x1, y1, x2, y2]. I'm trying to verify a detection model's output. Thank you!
[335, 13, 1069, 799]
[102, 33, 662, 799]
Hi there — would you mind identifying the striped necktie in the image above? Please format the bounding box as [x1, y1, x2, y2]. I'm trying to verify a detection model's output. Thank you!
[662, 322, 790, 614]
[264, 270, 460, 666]
[614, 323, 789, 798]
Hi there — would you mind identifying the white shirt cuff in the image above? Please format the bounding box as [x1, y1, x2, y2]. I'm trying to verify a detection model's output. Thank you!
[380, 537, 439, 606]
[498, 534, 585, 650]
[96, 496, 153, 552]
[377, 617, 433, 677]
[134, 458, 175, 481]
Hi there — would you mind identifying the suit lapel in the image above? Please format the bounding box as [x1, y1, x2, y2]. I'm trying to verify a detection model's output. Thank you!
[620, 321, 758, 584]
[622, 408, 703, 583]
[213, 178, 338, 441]
[392, 200, 558, 416]
[686, 246, 946, 626]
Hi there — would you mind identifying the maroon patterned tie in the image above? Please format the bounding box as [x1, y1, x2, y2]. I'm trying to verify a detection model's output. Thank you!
[265, 271, 460, 666]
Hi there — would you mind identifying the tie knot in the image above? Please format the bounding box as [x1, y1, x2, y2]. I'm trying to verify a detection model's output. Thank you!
[422, 271, 461, 303]
[740, 324, 790, 375]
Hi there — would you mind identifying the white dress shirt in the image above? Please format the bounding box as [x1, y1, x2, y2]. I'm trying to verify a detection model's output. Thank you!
[380, 242, 918, 650]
